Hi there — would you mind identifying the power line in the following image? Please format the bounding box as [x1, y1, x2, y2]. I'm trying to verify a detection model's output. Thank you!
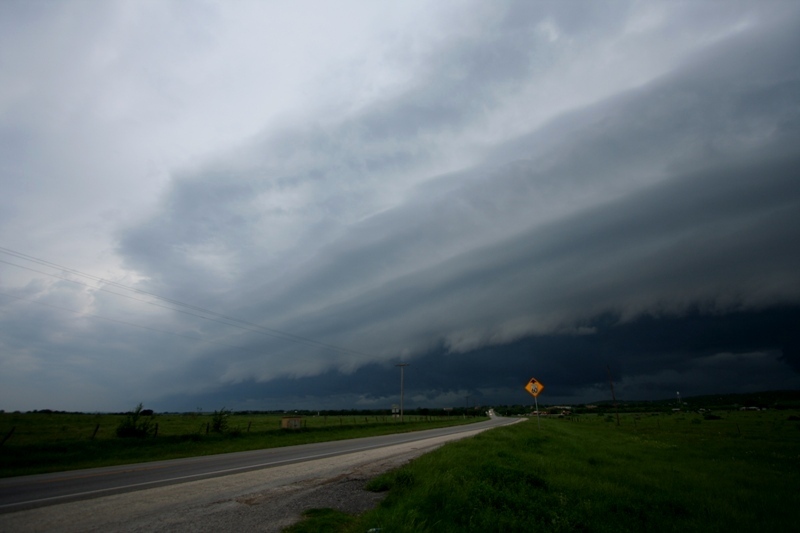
[0, 290, 280, 358]
[0, 245, 374, 359]
[0, 257, 361, 356]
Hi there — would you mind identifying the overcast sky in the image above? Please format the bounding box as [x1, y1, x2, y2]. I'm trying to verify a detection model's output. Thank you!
[2, 1, 799, 413]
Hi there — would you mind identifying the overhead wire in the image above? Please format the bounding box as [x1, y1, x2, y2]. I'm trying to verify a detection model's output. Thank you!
[0, 289, 278, 358]
[0, 257, 364, 356]
[0, 245, 375, 359]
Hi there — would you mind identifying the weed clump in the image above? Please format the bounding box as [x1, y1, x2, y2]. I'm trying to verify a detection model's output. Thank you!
[210, 407, 230, 433]
[115, 403, 155, 438]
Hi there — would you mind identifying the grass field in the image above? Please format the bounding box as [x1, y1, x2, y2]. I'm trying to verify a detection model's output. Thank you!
[0, 411, 484, 478]
[287, 409, 800, 532]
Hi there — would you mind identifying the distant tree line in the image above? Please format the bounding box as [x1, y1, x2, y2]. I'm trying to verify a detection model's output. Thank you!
[10, 390, 797, 417]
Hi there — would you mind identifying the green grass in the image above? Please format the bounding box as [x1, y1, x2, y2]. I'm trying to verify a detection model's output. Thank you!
[284, 508, 357, 533]
[291, 410, 800, 532]
[0, 412, 484, 477]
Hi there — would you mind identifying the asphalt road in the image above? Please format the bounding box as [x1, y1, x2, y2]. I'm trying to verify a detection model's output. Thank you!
[0, 416, 516, 513]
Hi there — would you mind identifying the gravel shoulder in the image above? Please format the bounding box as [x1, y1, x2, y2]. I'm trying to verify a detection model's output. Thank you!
[2, 425, 506, 532]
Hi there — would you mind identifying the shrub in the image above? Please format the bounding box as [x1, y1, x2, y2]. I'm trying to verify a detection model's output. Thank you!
[116, 403, 155, 438]
[211, 407, 230, 433]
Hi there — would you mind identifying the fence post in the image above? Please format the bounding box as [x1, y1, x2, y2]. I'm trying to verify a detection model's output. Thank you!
[1, 426, 15, 446]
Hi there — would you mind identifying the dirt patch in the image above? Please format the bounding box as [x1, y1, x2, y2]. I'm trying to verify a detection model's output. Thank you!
[189, 448, 422, 532]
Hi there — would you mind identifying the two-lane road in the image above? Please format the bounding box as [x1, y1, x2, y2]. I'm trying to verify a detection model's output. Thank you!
[1, 416, 519, 514]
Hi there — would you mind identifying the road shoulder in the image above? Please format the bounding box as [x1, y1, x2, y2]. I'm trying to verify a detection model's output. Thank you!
[1, 426, 499, 532]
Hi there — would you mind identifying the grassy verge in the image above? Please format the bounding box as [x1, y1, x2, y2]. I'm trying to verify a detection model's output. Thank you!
[286, 410, 800, 532]
[0, 412, 484, 477]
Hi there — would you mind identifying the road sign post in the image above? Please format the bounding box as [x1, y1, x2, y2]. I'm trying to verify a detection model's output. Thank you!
[524, 377, 545, 429]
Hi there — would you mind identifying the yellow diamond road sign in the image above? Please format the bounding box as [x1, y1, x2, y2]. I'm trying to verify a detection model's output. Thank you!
[525, 377, 544, 398]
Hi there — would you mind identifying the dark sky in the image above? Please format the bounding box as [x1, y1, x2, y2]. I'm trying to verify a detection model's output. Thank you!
[1, 1, 799, 412]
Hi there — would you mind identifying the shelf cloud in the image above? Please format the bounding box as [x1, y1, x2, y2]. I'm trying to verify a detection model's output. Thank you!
[2, 1, 799, 411]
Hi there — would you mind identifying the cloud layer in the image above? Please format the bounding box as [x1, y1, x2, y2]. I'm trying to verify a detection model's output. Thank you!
[2, 1, 799, 411]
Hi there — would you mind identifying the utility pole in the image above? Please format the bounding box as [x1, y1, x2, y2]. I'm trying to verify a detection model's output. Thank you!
[396, 363, 409, 422]
[606, 365, 620, 427]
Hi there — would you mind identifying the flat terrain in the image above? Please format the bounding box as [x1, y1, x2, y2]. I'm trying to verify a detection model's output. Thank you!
[4, 403, 799, 531]
[0, 418, 517, 532]
[0, 411, 482, 477]
[0, 417, 514, 512]
[290, 409, 800, 532]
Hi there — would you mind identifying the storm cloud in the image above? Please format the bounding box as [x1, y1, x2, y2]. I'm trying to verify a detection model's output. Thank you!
[1, 1, 799, 411]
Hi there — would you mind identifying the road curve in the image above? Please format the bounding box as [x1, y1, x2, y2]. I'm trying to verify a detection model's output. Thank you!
[0, 416, 518, 513]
